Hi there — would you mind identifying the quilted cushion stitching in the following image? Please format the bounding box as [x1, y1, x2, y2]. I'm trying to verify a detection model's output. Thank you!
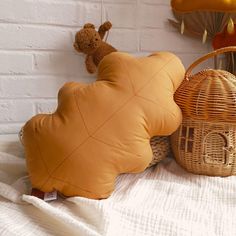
[39, 55, 176, 192]
[40, 94, 136, 190]
[88, 56, 176, 137]
[35, 140, 50, 175]
[136, 95, 177, 115]
[50, 135, 148, 195]
[39, 135, 91, 190]
[73, 88, 91, 136]
[90, 136, 143, 158]
[135, 56, 176, 95]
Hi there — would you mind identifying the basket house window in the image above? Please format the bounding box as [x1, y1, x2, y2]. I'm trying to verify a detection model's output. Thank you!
[180, 126, 194, 153]
[203, 132, 228, 165]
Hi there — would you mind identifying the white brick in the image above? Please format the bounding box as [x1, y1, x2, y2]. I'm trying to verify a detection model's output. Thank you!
[93, 0, 136, 2]
[105, 3, 137, 28]
[0, 24, 72, 50]
[0, 123, 23, 134]
[140, 29, 209, 53]
[35, 100, 57, 114]
[83, 2, 101, 26]
[33, 52, 89, 76]
[0, 100, 34, 122]
[0, 76, 67, 98]
[139, 4, 172, 29]
[109, 29, 139, 52]
[176, 53, 214, 72]
[69, 76, 95, 83]
[107, 0, 136, 2]
[141, 0, 169, 4]
[0, 0, 83, 26]
[81, 2, 136, 28]
[0, 53, 33, 74]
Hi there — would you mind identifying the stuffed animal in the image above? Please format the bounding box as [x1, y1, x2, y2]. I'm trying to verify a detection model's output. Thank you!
[74, 21, 117, 74]
[22, 51, 185, 199]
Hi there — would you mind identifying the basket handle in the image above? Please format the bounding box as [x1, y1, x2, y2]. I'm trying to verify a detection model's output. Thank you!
[185, 46, 236, 78]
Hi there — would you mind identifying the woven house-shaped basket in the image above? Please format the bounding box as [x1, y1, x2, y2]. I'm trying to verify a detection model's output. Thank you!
[171, 47, 236, 176]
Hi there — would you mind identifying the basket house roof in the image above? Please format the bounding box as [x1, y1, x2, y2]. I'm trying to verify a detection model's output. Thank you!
[174, 69, 236, 123]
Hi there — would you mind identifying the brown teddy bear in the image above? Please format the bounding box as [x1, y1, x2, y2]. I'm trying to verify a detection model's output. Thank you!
[74, 21, 117, 74]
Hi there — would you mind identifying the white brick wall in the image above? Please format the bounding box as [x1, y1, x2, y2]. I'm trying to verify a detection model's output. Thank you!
[0, 0, 211, 134]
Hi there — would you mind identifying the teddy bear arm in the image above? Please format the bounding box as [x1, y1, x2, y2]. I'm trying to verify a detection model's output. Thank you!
[98, 21, 112, 40]
[85, 55, 97, 74]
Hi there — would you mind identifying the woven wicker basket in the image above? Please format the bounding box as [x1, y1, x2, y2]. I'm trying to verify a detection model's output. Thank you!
[171, 47, 236, 176]
[148, 136, 170, 168]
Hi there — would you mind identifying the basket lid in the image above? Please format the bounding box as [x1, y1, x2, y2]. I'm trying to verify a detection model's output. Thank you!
[175, 47, 236, 123]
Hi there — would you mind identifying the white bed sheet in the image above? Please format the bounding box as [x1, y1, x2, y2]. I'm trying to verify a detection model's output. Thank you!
[0, 138, 236, 236]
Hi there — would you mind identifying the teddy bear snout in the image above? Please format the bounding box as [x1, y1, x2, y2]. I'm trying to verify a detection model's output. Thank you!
[89, 39, 100, 49]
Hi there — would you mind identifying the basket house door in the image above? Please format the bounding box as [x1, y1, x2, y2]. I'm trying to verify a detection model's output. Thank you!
[203, 132, 228, 165]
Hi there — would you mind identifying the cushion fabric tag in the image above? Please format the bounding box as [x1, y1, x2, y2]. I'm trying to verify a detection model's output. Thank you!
[43, 191, 58, 201]
[31, 188, 57, 201]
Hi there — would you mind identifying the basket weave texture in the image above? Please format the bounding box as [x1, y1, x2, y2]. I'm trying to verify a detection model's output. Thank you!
[149, 136, 170, 168]
[171, 47, 236, 176]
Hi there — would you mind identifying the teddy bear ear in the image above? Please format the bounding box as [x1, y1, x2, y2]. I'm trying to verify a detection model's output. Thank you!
[83, 23, 95, 29]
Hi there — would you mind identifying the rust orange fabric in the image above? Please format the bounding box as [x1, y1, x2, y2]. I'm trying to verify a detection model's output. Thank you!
[171, 0, 236, 13]
[23, 52, 185, 199]
[212, 24, 236, 49]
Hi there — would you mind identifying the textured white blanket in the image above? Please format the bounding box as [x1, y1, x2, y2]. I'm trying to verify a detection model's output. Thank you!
[0, 140, 236, 236]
